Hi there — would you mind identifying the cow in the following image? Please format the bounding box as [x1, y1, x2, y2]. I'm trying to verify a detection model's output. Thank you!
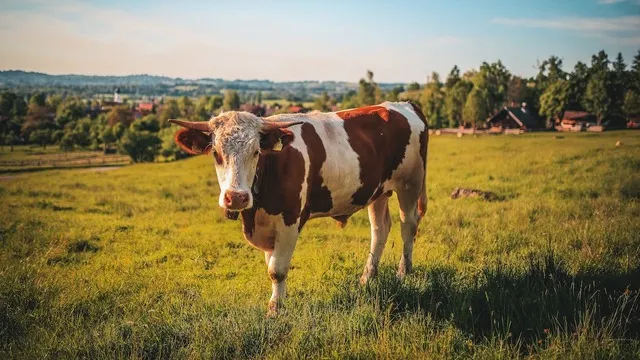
[170, 101, 428, 314]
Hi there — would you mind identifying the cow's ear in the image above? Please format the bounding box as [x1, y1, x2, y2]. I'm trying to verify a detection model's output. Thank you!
[259, 128, 294, 152]
[259, 121, 302, 152]
[174, 129, 212, 155]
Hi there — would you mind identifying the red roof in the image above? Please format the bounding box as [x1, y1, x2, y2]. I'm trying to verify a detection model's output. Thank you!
[562, 110, 595, 121]
[137, 102, 153, 112]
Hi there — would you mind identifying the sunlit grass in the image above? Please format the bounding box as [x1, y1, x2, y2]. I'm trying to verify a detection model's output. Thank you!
[1, 131, 639, 358]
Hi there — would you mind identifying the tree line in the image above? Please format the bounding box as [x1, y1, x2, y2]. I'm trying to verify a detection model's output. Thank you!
[335, 49, 639, 128]
[0, 48, 638, 162]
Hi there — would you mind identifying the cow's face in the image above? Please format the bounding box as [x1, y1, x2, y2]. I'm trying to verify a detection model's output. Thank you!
[170, 112, 301, 212]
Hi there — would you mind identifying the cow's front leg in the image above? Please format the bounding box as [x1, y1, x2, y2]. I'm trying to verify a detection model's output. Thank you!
[266, 223, 299, 316]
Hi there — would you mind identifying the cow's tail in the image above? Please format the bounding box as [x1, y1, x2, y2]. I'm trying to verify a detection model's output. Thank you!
[407, 101, 428, 221]
[417, 141, 428, 220]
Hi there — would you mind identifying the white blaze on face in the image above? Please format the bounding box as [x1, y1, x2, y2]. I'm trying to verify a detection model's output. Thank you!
[210, 112, 263, 210]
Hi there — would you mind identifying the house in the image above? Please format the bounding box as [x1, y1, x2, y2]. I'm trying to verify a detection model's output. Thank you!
[485, 103, 544, 132]
[137, 101, 154, 115]
[559, 110, 597, 131]
[627, 114, 640, 129]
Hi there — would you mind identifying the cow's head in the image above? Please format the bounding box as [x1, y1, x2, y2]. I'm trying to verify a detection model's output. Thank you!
[169, 111, 301, 211]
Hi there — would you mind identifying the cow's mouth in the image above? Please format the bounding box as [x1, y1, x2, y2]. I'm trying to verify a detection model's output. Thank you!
[224, 209, 240, 220]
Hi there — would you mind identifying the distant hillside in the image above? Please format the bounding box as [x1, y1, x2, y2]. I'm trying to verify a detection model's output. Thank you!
[0, 70, 405, 90]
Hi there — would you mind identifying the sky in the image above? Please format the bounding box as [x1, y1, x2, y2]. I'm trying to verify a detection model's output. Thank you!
[0, 0, 639, 83]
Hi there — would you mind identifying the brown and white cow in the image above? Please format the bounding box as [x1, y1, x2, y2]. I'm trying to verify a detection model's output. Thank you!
[170, 101, 428, 314]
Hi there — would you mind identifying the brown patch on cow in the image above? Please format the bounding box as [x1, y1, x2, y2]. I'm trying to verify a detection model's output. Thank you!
[174, 129, 212, 155]
[337, 106, 412, 206]
[298, 123, 332, 230]
[260, 128, 295, 152]
[240, 208, 277, 251]
[252, 146, 305, 227]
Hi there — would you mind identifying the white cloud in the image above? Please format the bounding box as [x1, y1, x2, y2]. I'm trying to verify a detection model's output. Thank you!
[597, 0, 640, 4]
[492, 15, 640, 45]
[492, 16, 640, 32]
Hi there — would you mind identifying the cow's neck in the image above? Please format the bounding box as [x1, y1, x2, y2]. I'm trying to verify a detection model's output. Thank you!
[239, 153, 277, 238]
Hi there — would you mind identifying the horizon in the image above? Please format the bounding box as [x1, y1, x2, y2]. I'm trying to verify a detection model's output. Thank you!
[1, 0, 639, 83]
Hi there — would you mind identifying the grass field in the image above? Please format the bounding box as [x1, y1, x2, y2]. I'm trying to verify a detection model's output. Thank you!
[1, 131, 639, 359]
[0, 146, 130, 174]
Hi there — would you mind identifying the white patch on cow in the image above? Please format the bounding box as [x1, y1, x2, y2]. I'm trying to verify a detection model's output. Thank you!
[314, 114, 362, 217]
[265, 112, 363, 218]
[286, 124, 309, 210]
[379, 102, 426, 185]
[209, 112, 262, 209]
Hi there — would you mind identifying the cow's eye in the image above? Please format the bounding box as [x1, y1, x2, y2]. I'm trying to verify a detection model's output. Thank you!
[213, 150, 223, 165]
[254, 150, 259, 157]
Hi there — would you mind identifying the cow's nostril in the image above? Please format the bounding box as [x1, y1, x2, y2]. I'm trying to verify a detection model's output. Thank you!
[224, 191, 233, 205]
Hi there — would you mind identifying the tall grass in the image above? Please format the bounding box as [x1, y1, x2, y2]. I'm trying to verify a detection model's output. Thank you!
[1, 131, 639, 358]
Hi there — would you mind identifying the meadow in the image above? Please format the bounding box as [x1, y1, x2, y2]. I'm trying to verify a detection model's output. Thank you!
[0, 146, 130, 174]
[1, 131, 639, 359]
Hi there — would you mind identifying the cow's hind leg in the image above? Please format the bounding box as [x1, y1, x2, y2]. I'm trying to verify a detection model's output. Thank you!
[396, 182, 422, 278]
[360, 195, 391, 285]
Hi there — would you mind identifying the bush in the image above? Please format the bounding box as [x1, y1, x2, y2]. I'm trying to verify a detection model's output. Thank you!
[119, 129, 161, 163]
[159, 127, 190, 161]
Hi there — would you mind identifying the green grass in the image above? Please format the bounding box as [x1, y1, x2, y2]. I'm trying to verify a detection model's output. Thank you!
[1, 131, 639, 359]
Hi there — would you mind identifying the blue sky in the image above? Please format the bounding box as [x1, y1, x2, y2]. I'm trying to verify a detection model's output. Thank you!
[0, 0, 638, 82]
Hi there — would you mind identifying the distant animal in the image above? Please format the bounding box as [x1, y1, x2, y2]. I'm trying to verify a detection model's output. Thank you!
[450, 187, 499, 201]
[170, 102, 428, 315]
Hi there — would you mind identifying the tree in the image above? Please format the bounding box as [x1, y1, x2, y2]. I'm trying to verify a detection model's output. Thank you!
[29, 92, 46, 107]
[159, 127, 189, 161]
[208, 95, 223, 114]
[421, 72, 445, 128]
[444, 65, 461, 89]
[29, 129, 52, 149]
[106, 105, 133, 127]
[623, 90, 640, 116]
[223, 90, 240, 111]
[59, 133, 75, 152]
[631, 49, 640, 92]
[584, 71, 611, 125]
[313, 91, 332, 112]
[536, 56, 566, 90]
[71, 118, 92, 147]
[158, 98, 181, 125]
[56, 98, 85, 127]
[611, 52, 628, 116]
[445, 80, 472, 128]
[407, 82, 421, 91]
[462, 87, 488, 127]
[473, 61, 510, 114]
[195, 96, 211, 121]
[119, 128, 161, 163]
[539, 80, 570, 125]
[101, 126, 117, 153]
[178, 96, 194, 119]
[568, 61, 589, 110]
[357, 70, 381, 106]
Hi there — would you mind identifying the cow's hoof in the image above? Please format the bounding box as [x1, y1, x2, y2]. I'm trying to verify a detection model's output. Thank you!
[266, 300, 280, 317]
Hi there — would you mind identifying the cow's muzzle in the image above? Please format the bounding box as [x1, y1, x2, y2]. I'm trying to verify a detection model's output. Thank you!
[223, 190, 250, 210]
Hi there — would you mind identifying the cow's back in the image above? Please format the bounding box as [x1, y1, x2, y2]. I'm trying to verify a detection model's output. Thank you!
[280, 102, 427, 223]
